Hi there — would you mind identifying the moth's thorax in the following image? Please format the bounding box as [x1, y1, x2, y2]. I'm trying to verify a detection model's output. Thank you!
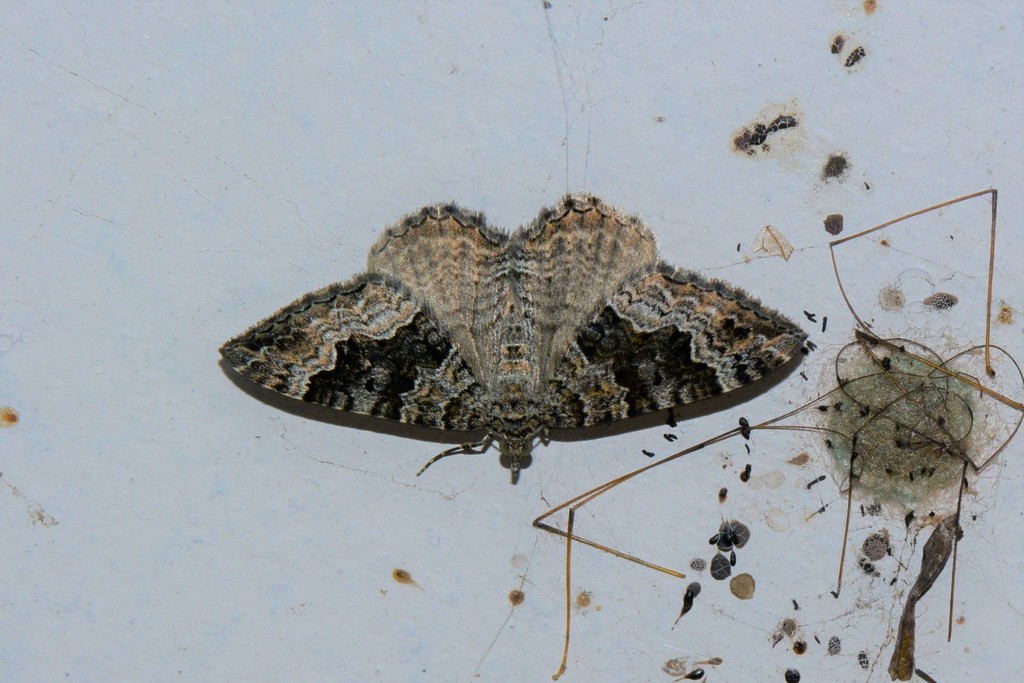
[491, 376, 548, 440]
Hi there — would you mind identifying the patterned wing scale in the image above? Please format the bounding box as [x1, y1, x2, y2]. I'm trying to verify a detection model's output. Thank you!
[516, 195, 660, 382]
[367, 204, 508, 384]
[546, 265, 806, 428]
[220, 274, 490, 432]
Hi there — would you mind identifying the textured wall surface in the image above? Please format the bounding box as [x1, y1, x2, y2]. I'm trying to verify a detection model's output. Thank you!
[2, 3, 1021, 681]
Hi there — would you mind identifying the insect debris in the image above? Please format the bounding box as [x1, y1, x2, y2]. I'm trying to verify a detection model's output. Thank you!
[532, 190, 1022, 680]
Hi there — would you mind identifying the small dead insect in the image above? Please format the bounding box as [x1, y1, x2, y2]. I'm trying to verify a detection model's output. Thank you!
[530, 191, 1021, 680]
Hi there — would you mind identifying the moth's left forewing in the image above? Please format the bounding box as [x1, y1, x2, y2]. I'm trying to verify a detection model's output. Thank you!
[220, 275, 411, 397]
[546, 265, 806, 429]
[220, 274, 491, 431]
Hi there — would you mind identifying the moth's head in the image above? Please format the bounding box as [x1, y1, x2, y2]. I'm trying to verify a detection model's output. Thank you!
[498, 434, 535, 485]
[491, 385, 550, 483]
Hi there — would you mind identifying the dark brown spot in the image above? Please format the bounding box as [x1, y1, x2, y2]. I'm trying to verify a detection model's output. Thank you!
[822, 153, 849, 180]
[508, 589, 525, 606]
[824, 213, 844, 235]
[793, 640, 807, 655]
[831, 35, 846, 54]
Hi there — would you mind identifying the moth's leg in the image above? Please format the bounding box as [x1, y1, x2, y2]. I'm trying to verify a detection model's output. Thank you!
[832, 432, 858, 598]
[946, 460, 969, 642]
[415, 437, 494, 477]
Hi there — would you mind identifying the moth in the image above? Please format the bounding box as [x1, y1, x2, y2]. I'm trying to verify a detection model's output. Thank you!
[221, 194, 806, 481]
